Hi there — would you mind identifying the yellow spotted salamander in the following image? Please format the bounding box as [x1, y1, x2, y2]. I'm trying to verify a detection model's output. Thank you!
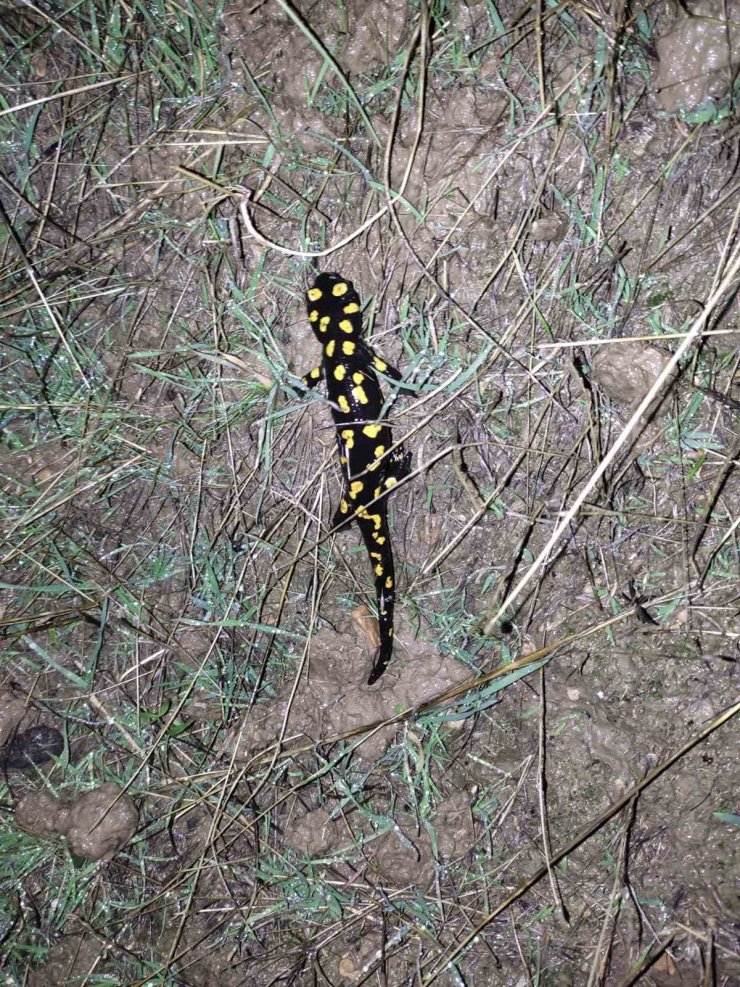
[298, 272, 411, 684]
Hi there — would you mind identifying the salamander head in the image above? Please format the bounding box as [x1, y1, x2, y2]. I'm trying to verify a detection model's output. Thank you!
[306, 272, 363, 341]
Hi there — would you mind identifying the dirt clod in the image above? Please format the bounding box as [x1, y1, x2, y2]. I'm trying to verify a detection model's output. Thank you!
[16, 783, 138, 861]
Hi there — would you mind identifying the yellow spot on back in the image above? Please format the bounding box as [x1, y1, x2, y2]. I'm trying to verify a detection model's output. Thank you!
[369, 513, 382, 530]
[343, 302, 360, 314]
[309, 309, 319, 322]
[338, 319, 354, 334]
[333, 365, 346, 381]
[385, 576, 393, 589]
[375, 563, 384, 576]
[362, 424, 381, 438]
[340, 455, 347, 464]
[310, 368, 320, 379]
[352, 385, 368, 405]
[352, 371, 364, 384]
[319, 316, 330, 333]
[374, 487, 382, 499]
[338, 394, 350, 413]
[340, 428, 354, 448]
[349, 480, 364, 499]
[325, 340, 335, 357]
[332, 282, 348, 296]
[373, 357, 387, 372]
[307, 287, 322, 301]
[370, 551, 382, 560]
[376, 535, 386, 544]
[384, 476, 397, 489]
[340, 499, 349, 513]
[374, 445, 385, 457]
[342, 341, 356, 355]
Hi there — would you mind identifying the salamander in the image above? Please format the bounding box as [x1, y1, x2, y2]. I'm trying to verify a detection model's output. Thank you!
[298, 271, 411, 684]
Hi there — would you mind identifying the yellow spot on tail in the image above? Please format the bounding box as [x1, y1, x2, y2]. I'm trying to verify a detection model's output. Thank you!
[310, 368, 320, 379]
[340, 499, 349, 513]
[332, 282, 348, 296]
[374, 487, 382, 498]
[352, 371, 364, 384]
[352, 385, 368, 404]
[376, 535, 386, 544]
[374, 445, 385, 457]
[333, 365, 346, 381]
[384, 476, 397, 489]
[340, 428, 354, 448]
[319, 316, 330, 333]
[342, 341, 356, 355]
[349, 480, 364, 499]
[339, 319, 354, 333]
[325, 340, 335, 357]
[385, 576, 393, 589]
[338, 394, 350, 413]
[370, 551, 382, 560]
[369, 513, 382, 530]
[309, 309, 319, 322]
[375, 563, 384, 576]
[344, 302, 360, 314]
[368, 460, 379, 471]
[307, 287, 322, 301]
[373, 357, 387, 372]
[362, 424, 381, 438]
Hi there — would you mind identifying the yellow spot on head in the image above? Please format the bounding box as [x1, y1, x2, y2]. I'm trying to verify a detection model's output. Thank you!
[326, 340, 335, 357]
[309, 309, 319, 322]
[343, 302, 360, 314]
[375, 564, 384, 576]
[349, 480, 364, 499]
[352, 371, 364, 384]
[373, 357, 387, 372]
[384, 476, 397, 489]
[352, 385, 368, 405]
[342, 341, 356, 355]
[362, 424, 381, 438]
[340, 428, 354, 448]
[374, 445, 385, 457]
[338, 394, 350, 413]
[332, 282, 348, 296]
[319, 316, 330, 333]
[385, 576, 393, 589]
[339, 319, 354, 334]
[333, 365, 346, 381]
[307, 287, 322, 301]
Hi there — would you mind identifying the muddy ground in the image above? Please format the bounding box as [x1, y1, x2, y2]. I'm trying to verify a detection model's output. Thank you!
[1, 0, 739, 984]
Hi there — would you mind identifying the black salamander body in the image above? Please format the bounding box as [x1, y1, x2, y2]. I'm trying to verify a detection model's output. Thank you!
[299, 272, 411, 684]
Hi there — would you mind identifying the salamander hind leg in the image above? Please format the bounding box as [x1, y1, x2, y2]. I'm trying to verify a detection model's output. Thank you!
[385, 445, 412, 487]
[331, 495, 352, 531]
